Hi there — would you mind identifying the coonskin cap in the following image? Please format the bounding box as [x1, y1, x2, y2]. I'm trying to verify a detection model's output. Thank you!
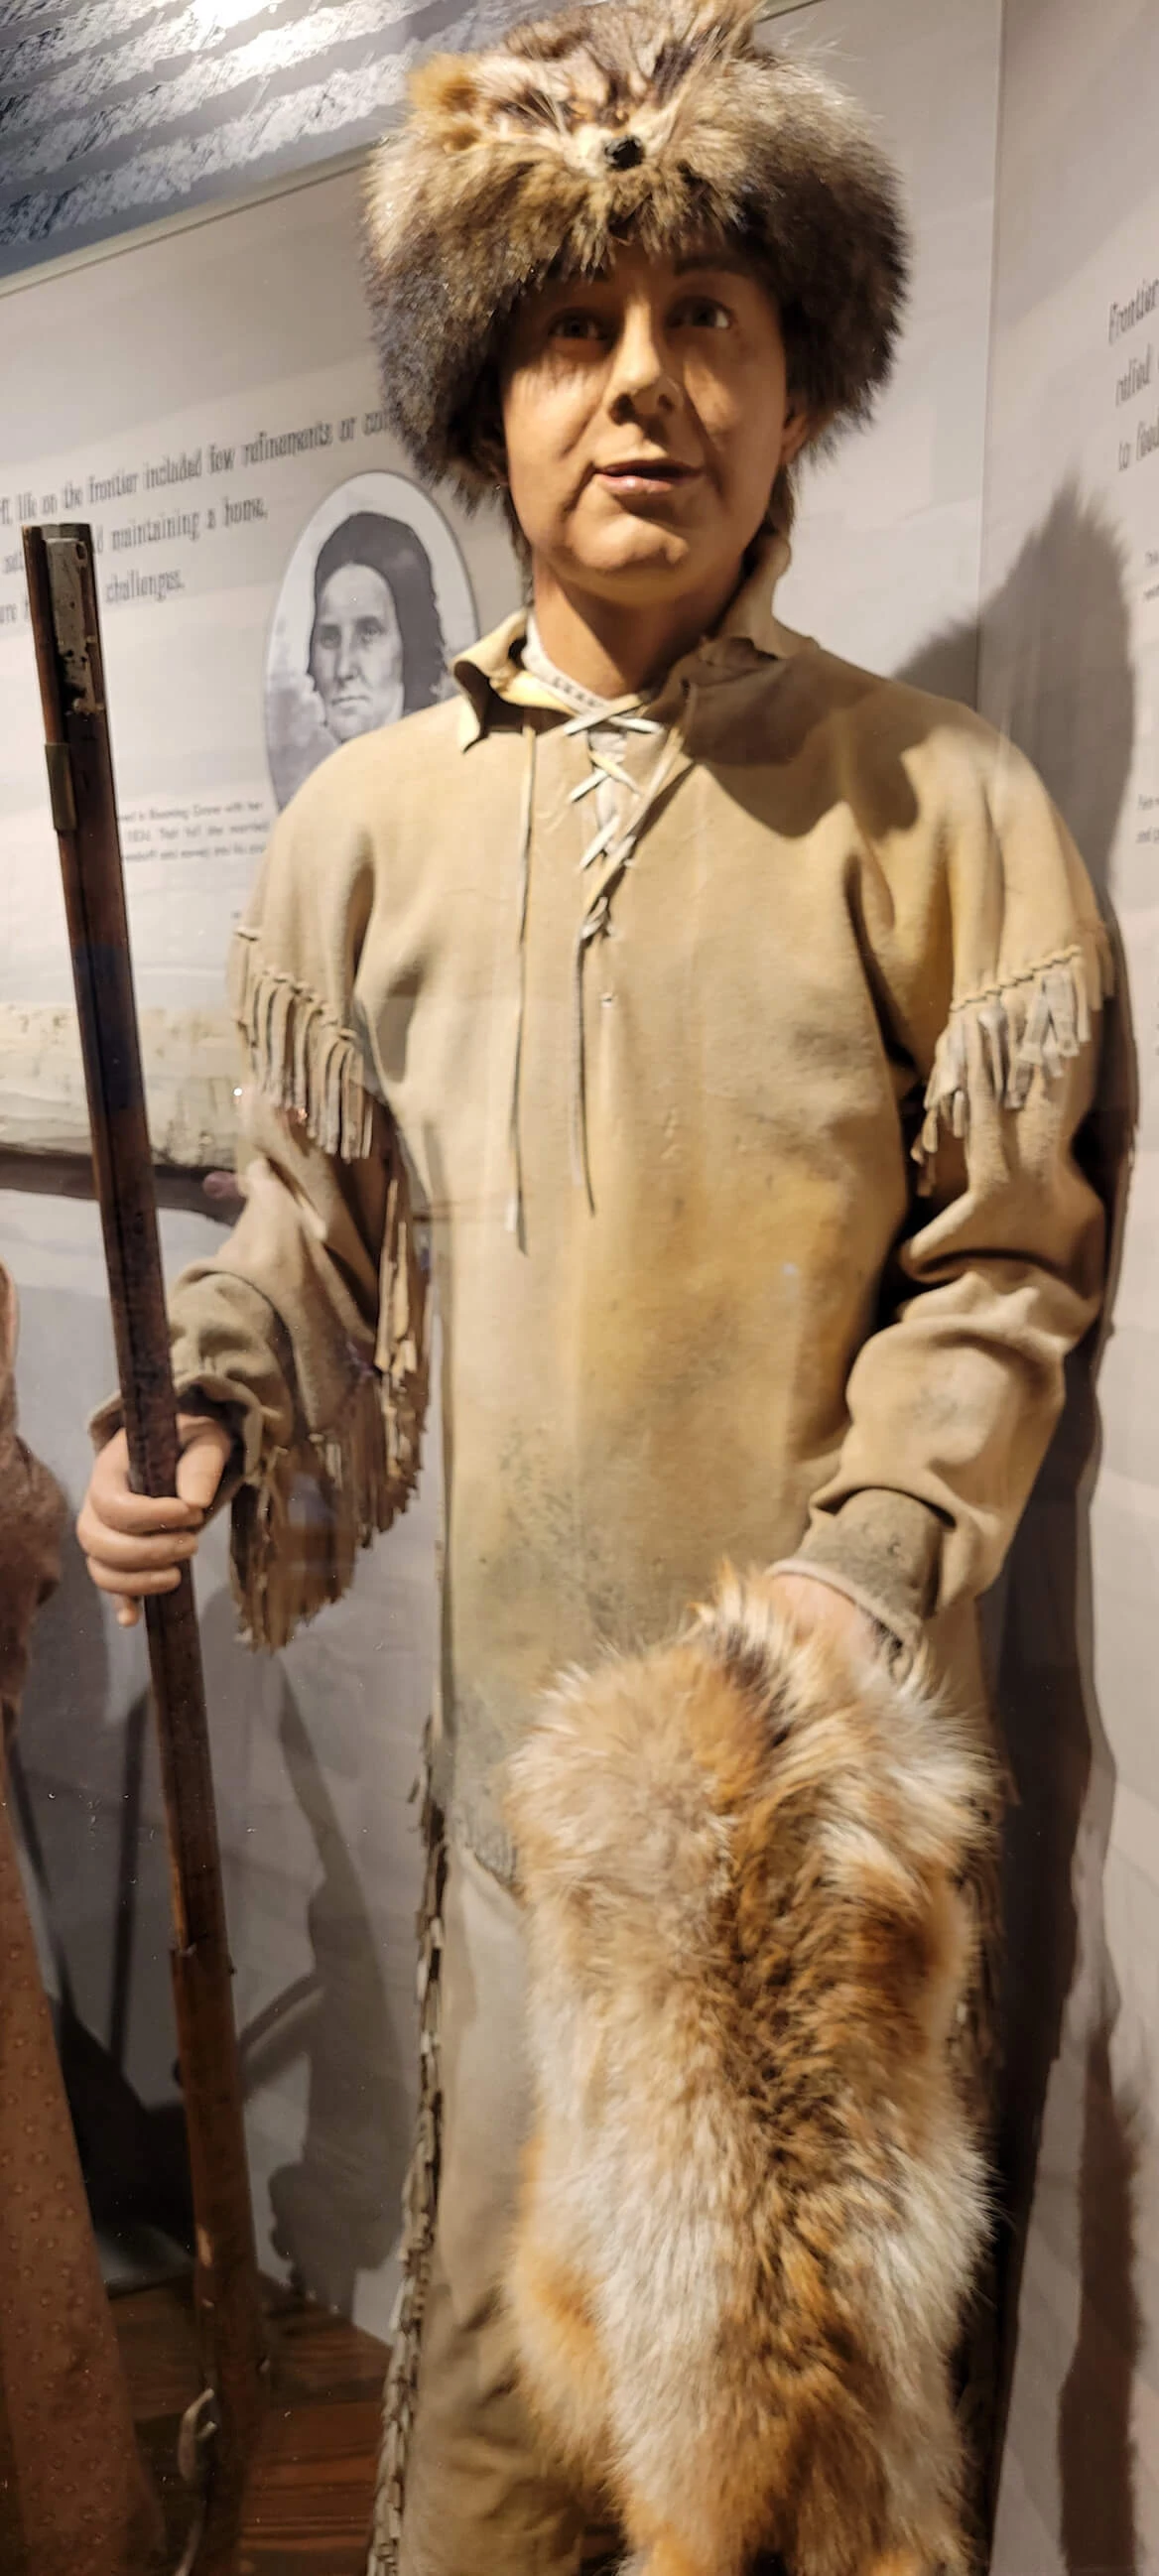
[363, 0, 910, 498]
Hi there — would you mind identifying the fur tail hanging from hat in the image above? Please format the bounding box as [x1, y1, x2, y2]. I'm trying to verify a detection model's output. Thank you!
[504, 1570, 997, 2576]
[363, 0, 909, 499]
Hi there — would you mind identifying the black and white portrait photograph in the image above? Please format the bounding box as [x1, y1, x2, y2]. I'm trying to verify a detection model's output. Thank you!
[264, 471, 478, 808]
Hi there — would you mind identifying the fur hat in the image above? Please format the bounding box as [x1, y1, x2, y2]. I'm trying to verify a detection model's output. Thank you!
[505, 1571, 997, 2576]
[363, 0, 910, 503]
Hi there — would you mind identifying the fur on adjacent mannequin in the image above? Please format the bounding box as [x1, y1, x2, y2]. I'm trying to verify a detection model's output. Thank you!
[363, 0, 909, 505]
[505, 1571, 997, 2576]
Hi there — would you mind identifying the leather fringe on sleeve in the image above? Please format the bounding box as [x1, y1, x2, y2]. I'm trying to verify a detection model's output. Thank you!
[228, 1360, 414, 1653]
[229, 925, 381, 1161]
[913, 922, 1113, 1191]
[226, 929, 430, 1652]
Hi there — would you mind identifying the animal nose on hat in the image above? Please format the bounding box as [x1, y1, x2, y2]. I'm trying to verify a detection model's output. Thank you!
[605, 133, 644, 169]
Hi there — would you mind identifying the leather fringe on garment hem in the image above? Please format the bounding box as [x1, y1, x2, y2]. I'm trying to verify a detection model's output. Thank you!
[367, 1736, 447, 2576]
[913, 924, 1113, 1191]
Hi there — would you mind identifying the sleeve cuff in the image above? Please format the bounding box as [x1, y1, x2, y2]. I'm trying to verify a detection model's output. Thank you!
[86, 1379, 253, 1518]
[782, 1488, 946, 1648]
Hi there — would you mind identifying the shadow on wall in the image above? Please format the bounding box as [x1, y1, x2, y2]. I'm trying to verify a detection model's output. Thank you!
[12, 1518, 194, 2256]
[166, 1574, 415, 2320]
[241, 1676, 412, 2314]
[17, 1515, 413, 2321]
[902, 484, 1140, 2571]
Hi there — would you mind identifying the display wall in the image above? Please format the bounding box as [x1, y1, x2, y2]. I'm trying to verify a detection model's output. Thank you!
[0, 159, 518, 1156]
[3, 5, 1157, 2550]
[979, 0, 1159, 2561]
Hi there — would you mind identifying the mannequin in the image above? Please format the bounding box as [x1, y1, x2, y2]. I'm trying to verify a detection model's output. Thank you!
[78, 5, 1108, 2567]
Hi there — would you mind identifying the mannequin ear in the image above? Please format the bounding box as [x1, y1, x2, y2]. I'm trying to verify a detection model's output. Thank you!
[780, 400, 812, 470]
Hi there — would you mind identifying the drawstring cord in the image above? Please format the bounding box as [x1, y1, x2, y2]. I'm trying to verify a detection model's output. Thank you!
[506, 686, 697, 1236]
[507, 721, 537, 1245]
[569, 694, 696, 1211]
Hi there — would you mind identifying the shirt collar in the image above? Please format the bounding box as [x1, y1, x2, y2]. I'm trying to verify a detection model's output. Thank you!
[452, 529, 801, 746]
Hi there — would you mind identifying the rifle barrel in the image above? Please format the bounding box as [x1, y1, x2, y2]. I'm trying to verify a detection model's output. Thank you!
[23, 522, 267, 2572]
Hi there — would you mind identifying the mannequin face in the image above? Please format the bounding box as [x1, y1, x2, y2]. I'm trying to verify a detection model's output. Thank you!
[311, 563, 405, 738]
[499, 243, 809, 617]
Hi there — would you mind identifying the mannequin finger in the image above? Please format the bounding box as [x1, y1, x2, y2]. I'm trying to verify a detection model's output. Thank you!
[85, 1558, 183, 1601]
[77, 1495, 199, 1560]
[83, 1477, 202, 1536]
[175, 1423, 232, 1512]
[76, 1519, 201, 1575]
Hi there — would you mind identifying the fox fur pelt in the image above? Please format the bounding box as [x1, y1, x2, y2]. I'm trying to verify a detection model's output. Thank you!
[504, 1571, 997, 2576]
[363, 0, 909, 498]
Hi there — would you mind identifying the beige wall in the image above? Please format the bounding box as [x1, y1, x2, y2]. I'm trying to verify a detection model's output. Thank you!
[979, 0, 1159, 2563]
[19, 0, 1158, 2550]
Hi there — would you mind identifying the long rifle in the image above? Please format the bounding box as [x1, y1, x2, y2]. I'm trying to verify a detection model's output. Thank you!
[23, 523, 268, 2573]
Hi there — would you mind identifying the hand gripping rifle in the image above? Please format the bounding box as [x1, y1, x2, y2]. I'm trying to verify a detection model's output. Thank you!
[24, 524, 268, 2574]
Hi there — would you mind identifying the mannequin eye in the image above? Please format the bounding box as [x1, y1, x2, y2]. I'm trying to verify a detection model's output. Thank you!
[675, 294, 731, 330]
[550, 309, 607, 342]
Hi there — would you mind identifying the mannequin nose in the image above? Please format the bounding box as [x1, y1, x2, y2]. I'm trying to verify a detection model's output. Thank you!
[606, 299, 678, 418]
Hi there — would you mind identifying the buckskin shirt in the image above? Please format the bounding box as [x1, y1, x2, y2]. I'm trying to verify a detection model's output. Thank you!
[98, 539, 1108, 1878]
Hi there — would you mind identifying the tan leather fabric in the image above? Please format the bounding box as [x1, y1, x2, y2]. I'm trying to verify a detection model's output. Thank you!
[103, 539, 1108, 1877]
[397, 1844, 583, 2576]
[0, 1268, 162, 2573]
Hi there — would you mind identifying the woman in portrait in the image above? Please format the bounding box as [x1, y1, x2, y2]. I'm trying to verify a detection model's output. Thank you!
[308, 511, 447, 742]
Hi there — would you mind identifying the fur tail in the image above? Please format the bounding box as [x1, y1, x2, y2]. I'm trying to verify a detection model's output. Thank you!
[506, 1569, 999, 2576]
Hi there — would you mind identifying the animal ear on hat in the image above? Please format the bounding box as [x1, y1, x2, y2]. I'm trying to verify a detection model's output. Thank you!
[362, 0, 910, 501]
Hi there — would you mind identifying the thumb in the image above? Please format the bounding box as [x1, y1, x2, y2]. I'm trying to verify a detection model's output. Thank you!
[175, 1417, 233, 1514]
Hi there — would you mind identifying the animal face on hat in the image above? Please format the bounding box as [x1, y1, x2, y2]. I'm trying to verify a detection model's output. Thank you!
[363, 0, 910, 501]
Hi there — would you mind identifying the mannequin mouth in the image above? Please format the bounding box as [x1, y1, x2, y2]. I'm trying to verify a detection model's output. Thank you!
[595, 458, 703, 501]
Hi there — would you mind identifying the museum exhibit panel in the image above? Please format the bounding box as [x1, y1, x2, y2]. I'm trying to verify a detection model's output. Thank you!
[0, 0, 1156, 2568]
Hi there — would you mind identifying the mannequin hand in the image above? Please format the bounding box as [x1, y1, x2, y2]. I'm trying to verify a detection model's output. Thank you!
[764, 1570, 883, 1664]
[77, 1413, 234, 1629]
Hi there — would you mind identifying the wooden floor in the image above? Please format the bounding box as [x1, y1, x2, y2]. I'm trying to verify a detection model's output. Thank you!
[113, 2276, 632, 2571]
[112, 2274, 388, 2573]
